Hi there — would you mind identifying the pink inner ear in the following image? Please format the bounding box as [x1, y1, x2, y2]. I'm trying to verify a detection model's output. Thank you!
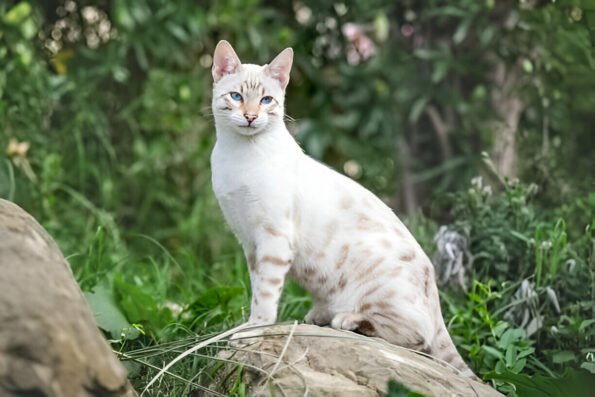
[212, 41, 241, 81]
[214, 57, 238, 78]
[268, 67, 289, 88]
[266, 48, 293, 89]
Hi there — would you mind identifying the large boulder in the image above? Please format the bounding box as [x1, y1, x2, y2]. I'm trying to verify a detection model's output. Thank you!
[214, 324, 502, 397]
[0, 199, 136, 397]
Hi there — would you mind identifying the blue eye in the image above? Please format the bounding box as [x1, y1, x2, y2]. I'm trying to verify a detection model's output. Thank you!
[261, 96, 273, 104]
[230, 92, 242, 101]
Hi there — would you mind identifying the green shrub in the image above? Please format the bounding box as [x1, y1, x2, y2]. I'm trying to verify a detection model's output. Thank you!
[433, 176, 594, 394]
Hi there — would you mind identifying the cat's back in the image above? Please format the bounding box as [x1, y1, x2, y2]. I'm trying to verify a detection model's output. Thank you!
[296, 154, 402, 228]
[294, 154, 430, 269]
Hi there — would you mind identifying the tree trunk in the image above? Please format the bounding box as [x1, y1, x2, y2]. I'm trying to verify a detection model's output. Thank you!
[489, 60, 525, 179]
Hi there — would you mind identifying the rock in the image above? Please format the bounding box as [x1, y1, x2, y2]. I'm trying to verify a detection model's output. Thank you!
[0, 199, 136, 397]
[214, 323, 502, 397]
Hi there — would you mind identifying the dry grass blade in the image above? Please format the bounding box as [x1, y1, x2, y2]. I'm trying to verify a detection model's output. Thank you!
[270, 320, 297, 376]
[141, 323, 249, 395]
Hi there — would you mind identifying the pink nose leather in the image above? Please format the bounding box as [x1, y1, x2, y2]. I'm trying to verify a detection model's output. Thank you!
[245, 114, 257, 123]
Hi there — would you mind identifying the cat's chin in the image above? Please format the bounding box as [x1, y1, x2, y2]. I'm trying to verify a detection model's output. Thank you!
[233, 126, 266, 137]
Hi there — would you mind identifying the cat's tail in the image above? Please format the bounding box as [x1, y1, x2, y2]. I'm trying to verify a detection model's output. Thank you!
[429, 324, 479, 381]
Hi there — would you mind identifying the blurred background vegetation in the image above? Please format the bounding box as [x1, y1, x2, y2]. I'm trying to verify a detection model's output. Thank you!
[0, 0, 593, 395]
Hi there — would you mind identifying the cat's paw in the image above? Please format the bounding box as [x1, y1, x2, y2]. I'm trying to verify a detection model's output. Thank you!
[304, 306, 332, 326]
[330, 312, 376, 337]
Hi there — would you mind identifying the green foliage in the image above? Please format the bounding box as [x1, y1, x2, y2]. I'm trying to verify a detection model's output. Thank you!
[445, 178, 540, 280]
[186, 285, 246, 329]
[437, 178, 594, 394]
[114, 273, 174, 337]
[486, 369, 595, 397]
[0, 0, 593, 395]
[386, 380, 424, 397]
[84, 278, 140, 340]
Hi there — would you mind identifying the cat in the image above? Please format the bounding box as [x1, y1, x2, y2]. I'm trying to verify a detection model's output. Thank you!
[210, 40, 476, 378]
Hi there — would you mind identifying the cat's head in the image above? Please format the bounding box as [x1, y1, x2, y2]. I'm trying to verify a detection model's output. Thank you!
[211, 40, 293, 136]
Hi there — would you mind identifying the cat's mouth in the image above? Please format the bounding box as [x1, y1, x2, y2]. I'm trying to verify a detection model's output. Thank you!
[235, 125, 262, 136]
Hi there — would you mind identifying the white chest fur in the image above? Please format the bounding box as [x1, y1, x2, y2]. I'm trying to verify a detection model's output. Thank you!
[211, 129, 299, 249]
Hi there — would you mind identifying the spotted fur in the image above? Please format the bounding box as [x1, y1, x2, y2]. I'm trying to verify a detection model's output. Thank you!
[210, 40, 477, 378]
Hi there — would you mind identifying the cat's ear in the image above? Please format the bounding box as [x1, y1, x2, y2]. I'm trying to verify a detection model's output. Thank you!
[265, 48, 293, 89]
[212, 40, 242, 82]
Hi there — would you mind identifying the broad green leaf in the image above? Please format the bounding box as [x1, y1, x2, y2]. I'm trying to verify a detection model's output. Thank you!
[453, 18, 472, 44]
[492, 321, 509, 338]
[191, 285, 245, 313]
[113, 0, 134, 29]
[431, 61, 449, 83]
[3, 2, 31, 25]
[482, 345, 503, 359]
[413, 49, 441, 60]
[114, 274, 172, 333]
[409, 97, 429, 124]
[522, 59, 534, 74]
[20, 18, 37, 39]
[552, 351, 577, 364]
[374, 13, 389, 42]
[487, 368, 595, 397]
[517, 347, 535, 359]
[579, 319, 595, 332]
[84, 279, 139, 340]
[166, 22, 189, 42]
[505, 345, 517, 368]
[426, 6, 466, 18]
[499, 328, 525, 348]
[511, 358, 526, 373]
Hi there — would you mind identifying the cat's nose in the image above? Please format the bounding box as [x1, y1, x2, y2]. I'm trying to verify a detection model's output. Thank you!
[244, 114, 258, 124]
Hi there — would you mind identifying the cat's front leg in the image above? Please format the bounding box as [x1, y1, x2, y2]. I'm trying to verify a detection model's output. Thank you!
[231, 227, 293, 345]
[248, 234, 293, 324]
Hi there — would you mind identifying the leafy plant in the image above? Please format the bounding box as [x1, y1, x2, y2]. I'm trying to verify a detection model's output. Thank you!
[437, 178, 594, 394]
[386, 380, 424, 397]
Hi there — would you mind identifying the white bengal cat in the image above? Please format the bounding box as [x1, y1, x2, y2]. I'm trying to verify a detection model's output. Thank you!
[210, 40, 476, 378]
